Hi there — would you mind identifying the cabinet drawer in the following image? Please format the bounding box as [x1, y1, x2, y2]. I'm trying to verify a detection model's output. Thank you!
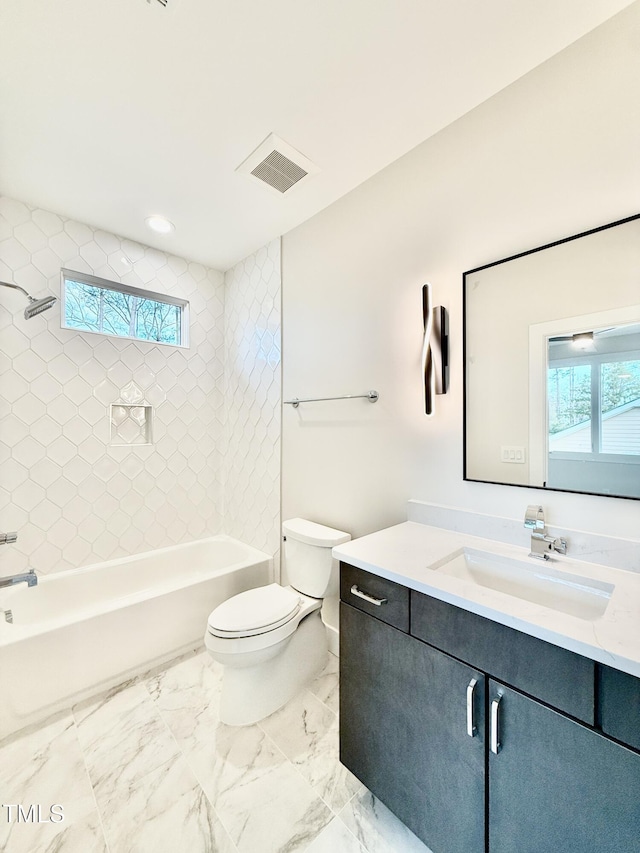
[599, 665, 640, 752]
[340, 563, 409, 632]
[411, 591, 595, 724]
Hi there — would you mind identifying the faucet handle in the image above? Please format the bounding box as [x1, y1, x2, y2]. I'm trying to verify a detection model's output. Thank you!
[524, 505, 545, 531]
[0, 532, 18, 545]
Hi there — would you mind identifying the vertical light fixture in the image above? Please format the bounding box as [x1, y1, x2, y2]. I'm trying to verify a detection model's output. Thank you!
[422, 283, 449, 415]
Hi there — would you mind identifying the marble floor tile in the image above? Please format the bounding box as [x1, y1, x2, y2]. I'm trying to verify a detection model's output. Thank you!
[0, 711, 101, 853]
[194, 721, 332, 853]
[0, 712, 92, 804]
[260, 688, 361, 812]
[0, 796, 102, 853]
[338, 789, 434, 853]
[307, 652, 339, 714]
[72, 679, 149, 731]
[147, 662, 335, 851]
[145, 651, 223, 712]
[73, 681, 180, 806]
[305, 815, 367, 853]
[145, 651, 223, 744]
[29, 808, 108, 853]
[99, 753, 235, 853]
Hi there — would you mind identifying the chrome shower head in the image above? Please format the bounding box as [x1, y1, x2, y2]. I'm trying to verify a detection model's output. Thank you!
[24, 295, 57, 319]
[0, 281, 57, 319]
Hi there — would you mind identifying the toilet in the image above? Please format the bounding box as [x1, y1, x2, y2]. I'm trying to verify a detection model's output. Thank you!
[204, 518, 350, 726]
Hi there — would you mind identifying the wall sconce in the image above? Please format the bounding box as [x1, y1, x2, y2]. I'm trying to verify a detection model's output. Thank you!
[422, 283, 449, 415]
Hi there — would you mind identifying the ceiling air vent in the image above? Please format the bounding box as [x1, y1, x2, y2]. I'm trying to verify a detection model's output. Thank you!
[251, 151, 307, 193]
[236, 134, 319, 195]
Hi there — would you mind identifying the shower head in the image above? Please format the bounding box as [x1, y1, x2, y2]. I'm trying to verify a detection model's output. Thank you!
[23, 295, 57, 319]
[0, 281, 57, 319]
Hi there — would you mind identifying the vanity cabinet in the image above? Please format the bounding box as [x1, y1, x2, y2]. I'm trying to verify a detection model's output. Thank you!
[340, 601, 485, 853]
[339, 563, 640, 853]
[488, 681, 640, 853]
[410, 590, 595, 723]
[599, 664, 640, 751]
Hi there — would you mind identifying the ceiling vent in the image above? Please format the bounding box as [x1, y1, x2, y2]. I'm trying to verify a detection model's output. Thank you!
[236, 134, 319, 195]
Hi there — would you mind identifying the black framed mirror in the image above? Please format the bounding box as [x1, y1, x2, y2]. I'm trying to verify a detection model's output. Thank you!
[463, 214, 640, 500]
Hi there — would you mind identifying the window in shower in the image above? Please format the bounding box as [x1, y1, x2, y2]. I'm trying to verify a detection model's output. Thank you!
[61, 269, 189, 348]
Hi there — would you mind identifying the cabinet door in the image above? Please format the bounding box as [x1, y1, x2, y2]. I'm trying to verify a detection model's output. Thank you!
[488, 681, 640, 853]
[340, 602, 485, 853]
[599, 664, 640, 751]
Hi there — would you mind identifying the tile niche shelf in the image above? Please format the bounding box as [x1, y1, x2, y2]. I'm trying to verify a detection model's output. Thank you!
[110, 403, 153, 446]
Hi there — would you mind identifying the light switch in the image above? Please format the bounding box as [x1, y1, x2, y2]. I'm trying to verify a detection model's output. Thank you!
[500, 445, 526, 464]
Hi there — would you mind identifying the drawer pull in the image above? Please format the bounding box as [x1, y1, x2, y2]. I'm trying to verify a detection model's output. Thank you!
[350, 584, 388, 607]
[466, 678, 478, 737]
[490, 694, 503, 755]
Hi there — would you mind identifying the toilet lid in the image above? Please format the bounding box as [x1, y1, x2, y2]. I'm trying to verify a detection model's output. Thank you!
[207, 584, 301, 637]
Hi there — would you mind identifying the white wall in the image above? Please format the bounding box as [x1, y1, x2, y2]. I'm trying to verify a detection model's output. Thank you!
[282, 4, 640, 545]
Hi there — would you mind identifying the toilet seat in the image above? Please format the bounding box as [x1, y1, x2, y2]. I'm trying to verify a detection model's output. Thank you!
[207, 584, 301, 639]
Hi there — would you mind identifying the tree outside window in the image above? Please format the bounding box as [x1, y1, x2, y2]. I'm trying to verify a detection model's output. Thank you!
[62, 272, 187, 348]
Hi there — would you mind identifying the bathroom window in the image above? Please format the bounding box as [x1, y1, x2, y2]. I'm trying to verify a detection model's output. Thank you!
[548, 356, 640, 456]
[548, 363, 592, 449]
[61, 269, 189, 348]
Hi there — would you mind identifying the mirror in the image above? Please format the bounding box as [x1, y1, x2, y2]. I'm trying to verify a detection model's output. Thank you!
[464, 214, 640, 500]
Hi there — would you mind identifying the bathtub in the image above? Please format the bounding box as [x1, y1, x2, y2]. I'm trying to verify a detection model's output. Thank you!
[0, 536, 271, 739]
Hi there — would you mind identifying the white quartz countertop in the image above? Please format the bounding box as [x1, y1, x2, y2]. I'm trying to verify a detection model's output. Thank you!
[333, 521, 640, 678]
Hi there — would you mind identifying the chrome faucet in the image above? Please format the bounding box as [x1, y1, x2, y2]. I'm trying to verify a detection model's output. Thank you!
[524, 506, 567, 561]
[0, 569, 38, 589]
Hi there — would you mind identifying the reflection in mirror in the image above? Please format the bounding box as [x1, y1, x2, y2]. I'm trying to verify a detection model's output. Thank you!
[546, 323, 640, 496]
[464, 214, 640, 500]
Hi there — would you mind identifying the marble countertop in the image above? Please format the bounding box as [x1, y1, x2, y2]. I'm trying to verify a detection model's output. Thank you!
[333, 521, 640, 678]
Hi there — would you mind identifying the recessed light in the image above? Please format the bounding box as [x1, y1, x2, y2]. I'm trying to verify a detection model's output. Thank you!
[145, 215, 175, 235]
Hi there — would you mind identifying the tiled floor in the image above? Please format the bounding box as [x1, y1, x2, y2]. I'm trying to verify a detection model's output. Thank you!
[0, 650, 431, 853]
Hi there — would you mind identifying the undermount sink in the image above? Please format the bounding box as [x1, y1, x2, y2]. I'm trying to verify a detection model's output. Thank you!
[433, 548, 614, 621]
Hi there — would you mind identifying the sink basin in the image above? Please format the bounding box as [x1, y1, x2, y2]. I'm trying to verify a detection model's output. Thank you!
[433, 548, 614, 620]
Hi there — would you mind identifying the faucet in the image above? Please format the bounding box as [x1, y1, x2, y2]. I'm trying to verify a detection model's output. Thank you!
[0, 569, 38, 589]
[524, 506, 567, 561]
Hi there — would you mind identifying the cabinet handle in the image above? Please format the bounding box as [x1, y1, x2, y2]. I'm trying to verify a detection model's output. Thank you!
[466, 678, 478, 737]
[350, 584, 388, 606]
[490, 694, 503, 755]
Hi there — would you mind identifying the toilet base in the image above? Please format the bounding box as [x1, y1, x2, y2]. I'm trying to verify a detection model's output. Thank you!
[217, 610, 328, 726]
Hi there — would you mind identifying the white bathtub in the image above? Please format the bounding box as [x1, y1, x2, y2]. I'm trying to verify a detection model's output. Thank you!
[0, 536, 271, 739]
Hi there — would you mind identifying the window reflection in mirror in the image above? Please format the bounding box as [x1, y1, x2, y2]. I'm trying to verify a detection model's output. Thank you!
[546, 323, 640, 496]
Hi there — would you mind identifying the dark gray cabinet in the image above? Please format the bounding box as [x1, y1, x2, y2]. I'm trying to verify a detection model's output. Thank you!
[411, 590, 595, 723]
[341, 602, 485, 853]
[339, 562, 640, 853]
[488, 681, 640, 853]
[599, 664, 640, 751]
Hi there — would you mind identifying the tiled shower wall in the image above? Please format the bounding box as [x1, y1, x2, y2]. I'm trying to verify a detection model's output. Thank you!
[223, 239, 281, 567]
[0, 196, 230, 576]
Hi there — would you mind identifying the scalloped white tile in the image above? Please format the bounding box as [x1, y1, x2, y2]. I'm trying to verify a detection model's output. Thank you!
[0, 196, 226, 574]
[224, 238, 281, 566]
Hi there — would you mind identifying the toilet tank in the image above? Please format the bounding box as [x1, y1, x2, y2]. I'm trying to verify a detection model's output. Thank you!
[282, 518, 350, 599]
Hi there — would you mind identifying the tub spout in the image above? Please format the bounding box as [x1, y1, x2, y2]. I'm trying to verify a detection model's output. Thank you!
[0, 569, 38, 589]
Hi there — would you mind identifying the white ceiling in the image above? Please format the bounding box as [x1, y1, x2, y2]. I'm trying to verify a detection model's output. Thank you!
[0, 0, 635, 270]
